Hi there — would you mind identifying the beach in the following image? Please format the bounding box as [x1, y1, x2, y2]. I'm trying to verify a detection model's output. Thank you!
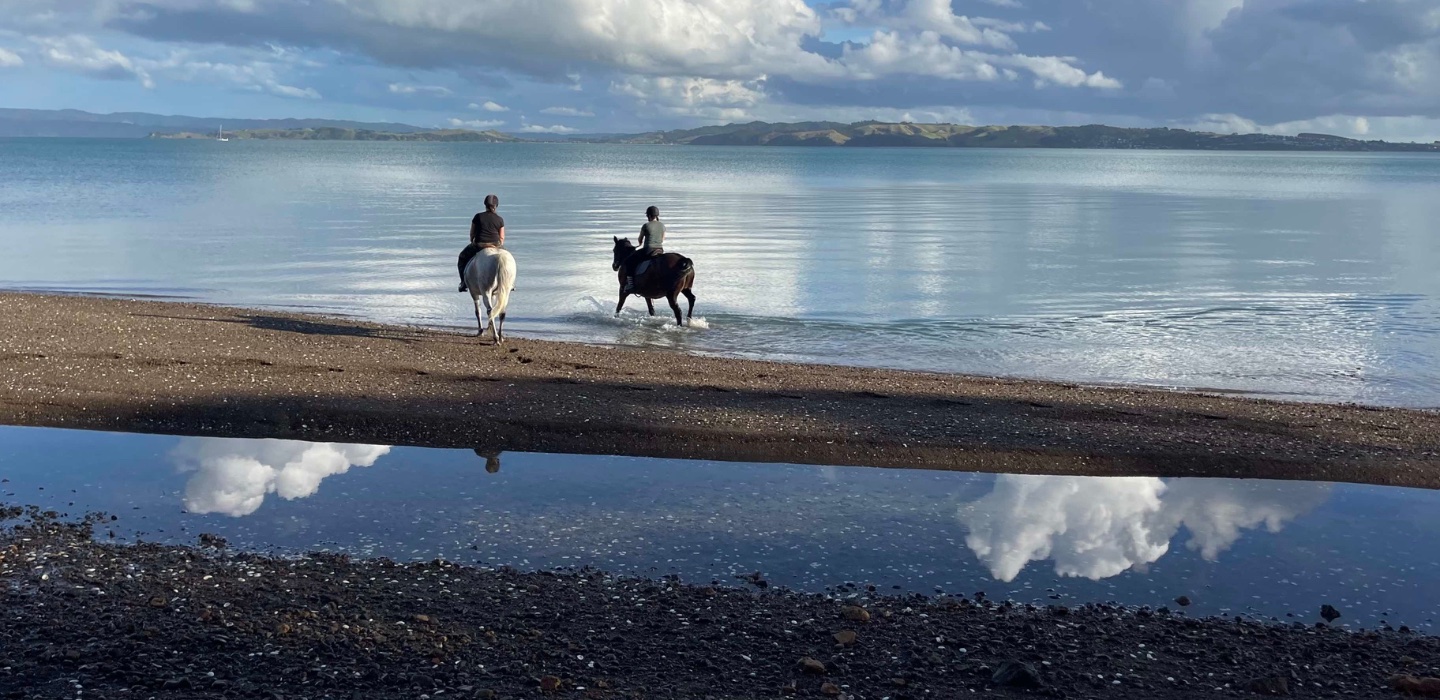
[4, 509, 1437, 699]
[2, 292, 1438, 488]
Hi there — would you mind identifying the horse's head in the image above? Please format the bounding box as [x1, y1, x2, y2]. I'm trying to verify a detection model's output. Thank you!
[612, 236, 636, 271]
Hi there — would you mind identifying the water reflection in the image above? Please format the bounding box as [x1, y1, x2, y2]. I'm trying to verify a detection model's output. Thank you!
[960, 475, 1331, 582]
[7, 425, 1437, 629]
[474, 449, 501, 473]
[171, 438, 391, 517]
[168, 436, 1332, 587]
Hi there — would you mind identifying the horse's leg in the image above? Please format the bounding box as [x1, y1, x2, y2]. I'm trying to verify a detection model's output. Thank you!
[615, 288, 629, 316]
[472, 295, 485, 337]
[682, 287, 696, 320]
[480, 294, 494, 341]
[496, 312, 506, 344]
[645, 298, 655, 316]
[484, 292, 501, 345]
[666, 293, 683, 326]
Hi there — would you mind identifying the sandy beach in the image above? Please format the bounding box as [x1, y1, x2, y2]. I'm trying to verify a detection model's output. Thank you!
[2, 291, 1439, 488]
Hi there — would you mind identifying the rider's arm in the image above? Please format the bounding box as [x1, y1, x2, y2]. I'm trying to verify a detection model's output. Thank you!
[469, 217, 480, 245]
[638, 224, 649, 249]
[499, 226, 506, 245]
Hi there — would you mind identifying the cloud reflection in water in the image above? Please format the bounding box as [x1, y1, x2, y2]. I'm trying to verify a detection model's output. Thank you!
[960, 475, 1331, 582]
[171, 438, 391, 517]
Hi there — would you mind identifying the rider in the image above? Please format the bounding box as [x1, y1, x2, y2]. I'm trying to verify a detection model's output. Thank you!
[458, 194, 505, 292]
[623, 205, 665, 293]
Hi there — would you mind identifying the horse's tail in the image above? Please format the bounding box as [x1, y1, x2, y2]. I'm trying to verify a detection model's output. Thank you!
[677, 256, 694, 273]
[492, 250, 517, 321]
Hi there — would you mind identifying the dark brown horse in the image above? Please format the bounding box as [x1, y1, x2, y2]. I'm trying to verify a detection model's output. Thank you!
[611, 237, 696, 326]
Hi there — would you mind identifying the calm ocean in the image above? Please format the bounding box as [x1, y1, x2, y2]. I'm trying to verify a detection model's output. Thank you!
[2, 138, 1438, 406]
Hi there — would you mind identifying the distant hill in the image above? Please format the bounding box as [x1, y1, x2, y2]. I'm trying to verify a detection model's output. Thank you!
[0, 108, 428, 138]
[604, 121, 1440, 152]
[154, 127, 519, 142]
[7, 109, 1439, 151]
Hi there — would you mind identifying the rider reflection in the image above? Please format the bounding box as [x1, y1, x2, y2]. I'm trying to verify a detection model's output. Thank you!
[473, 449, 501, 473]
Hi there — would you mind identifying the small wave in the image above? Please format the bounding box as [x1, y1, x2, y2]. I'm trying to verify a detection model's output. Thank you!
[568, 296, 709, 331]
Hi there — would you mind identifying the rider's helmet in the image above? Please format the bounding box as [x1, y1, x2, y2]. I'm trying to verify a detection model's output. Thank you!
[484, 194, 499, 210]
[645, 205, 659, 220]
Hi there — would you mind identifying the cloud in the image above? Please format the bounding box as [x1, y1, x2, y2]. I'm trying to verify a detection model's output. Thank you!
[959, 475, 1330, 582]
[1178, 112, 1440, 142]
[519, 123, 578, 134]
[834, 30, 1120, 88]
[448, 117, 504, 129]
[0, 47, 22, 67]
[30, 35, 153, 88]
[171, 438, 390, 517]
[612, 75, 766, 120]
[835, 0, 1021, 50]
[388, 82, 452, 96]
[144, 51, 321, 98]
[469, 100, 508, 112]
[540, 106, 594, 117]
[29, 0, 1119, 102]
[0, 0, 1435, 136]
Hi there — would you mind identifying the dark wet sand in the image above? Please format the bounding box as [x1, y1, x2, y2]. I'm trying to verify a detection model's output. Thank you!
[2, 292, 1439, 487]
[4, 511, 1437, 699]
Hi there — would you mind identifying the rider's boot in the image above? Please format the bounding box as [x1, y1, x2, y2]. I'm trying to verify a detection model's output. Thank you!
[623, 276, 635, 293]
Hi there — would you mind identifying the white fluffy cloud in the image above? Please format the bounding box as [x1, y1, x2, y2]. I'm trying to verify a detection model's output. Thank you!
[148, 51, 321, 98]
[389, 82, 453, 96]
[0, 47, 22, 67]
[834, 0, 1022, 50]
[449, 117, 504, 129]
[519, 123, 578, 134]
[0, 1, 1122, 106]
[612, 75, 767, 120]
[30, 35, 153, 87]
[540, 106, 594, 117]
[470, 100, 508, 112]
[959, 475, 1330, 582]
[171, 438, 390, 517]
[0, 0, 1434, 136]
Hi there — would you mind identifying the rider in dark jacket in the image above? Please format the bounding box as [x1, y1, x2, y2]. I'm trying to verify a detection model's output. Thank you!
[458, 194, 505, 292]
[623, 205, 665, 293]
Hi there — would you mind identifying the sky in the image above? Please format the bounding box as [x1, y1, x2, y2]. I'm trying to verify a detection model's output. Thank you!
[0, 0, 1437, 140]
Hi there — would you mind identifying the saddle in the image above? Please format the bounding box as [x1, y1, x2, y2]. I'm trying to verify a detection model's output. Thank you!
[633, 248, 664, 278]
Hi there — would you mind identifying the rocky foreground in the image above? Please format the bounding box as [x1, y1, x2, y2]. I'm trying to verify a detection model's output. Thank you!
[2, 509, 1438, 699]
[3, 293, 1440, 488]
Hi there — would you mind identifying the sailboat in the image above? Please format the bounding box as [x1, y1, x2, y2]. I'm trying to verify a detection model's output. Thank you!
[216, 125, 229, 142]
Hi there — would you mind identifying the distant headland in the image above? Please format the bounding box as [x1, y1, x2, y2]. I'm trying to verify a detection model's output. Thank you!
[153, 127, 519, 142]
[593, 121, 1440, 152]
[3, 108, 1438, 152]
[145, 121, 1440, 152]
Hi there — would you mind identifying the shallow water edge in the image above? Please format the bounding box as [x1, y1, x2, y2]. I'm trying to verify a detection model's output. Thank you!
[3, 292, 1440, 489]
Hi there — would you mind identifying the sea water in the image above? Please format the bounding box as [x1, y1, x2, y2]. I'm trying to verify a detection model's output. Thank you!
[2, 138, 1438, 406]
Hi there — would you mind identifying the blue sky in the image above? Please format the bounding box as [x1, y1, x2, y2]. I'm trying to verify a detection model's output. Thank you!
[1, 0, 1437, 140]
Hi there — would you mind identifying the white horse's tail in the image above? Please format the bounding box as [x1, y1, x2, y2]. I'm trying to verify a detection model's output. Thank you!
[491, 249, 516, 323]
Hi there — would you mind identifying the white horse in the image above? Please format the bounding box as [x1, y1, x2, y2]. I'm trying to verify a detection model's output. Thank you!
[463, 247, 517, 343]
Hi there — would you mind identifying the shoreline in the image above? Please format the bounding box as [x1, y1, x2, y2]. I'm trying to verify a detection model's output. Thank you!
[3, 292, 1440, 488]
[3, 511, 1437, 699]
